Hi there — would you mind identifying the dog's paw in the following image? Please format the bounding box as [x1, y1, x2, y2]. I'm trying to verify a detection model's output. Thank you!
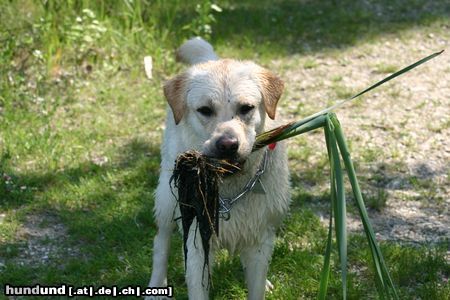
[265, 279, 274, 292]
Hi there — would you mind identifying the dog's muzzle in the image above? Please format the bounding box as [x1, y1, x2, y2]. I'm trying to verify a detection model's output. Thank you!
[215, 135, 239, 159]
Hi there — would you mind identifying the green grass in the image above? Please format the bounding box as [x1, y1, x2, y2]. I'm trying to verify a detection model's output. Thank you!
[374, 63, 400, 74]
[1, 0, 449, 299]
[303, 59, 319, 69]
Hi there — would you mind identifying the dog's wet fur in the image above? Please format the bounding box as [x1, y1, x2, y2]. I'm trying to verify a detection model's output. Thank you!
[148, 38, 291, 300]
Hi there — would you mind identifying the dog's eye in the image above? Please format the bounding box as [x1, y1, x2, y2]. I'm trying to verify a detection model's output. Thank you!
[197, 106, 214, 117]
[239, 104, 255, 115]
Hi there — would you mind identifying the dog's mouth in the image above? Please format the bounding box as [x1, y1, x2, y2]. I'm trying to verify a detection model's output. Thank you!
[225, 158, 246, 175]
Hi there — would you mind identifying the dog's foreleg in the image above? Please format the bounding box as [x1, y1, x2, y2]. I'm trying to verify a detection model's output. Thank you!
[149, 225, 173, 287]
[240, 229, 275, 300]
[146, 223, 174, 300]
[185, 219, 214, 300]
[149, 174, 177, 288]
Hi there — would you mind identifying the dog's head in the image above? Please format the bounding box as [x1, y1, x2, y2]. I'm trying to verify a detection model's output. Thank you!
[164, 59, 283, 163]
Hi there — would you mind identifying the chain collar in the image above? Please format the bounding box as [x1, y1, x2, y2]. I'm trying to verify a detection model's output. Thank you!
[219, 149, 269, 220]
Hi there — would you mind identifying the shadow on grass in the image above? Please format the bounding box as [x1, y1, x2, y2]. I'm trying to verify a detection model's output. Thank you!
[289, 154, 449, 246]
[212, 0, 449, 56]
[289, 155, 448, 205]
[361, 161, 449, 190]
[0, 138, 189, 293]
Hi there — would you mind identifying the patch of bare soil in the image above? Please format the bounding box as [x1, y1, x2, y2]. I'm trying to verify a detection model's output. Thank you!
[4, 213, 80, 267]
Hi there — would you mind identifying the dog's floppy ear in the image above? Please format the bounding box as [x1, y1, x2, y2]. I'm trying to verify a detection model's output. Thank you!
[163, 73, 188, 125]
[258, 69, 284, 119]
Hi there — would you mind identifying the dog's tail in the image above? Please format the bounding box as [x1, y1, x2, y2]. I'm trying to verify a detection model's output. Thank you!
[176, 37, 218, 65]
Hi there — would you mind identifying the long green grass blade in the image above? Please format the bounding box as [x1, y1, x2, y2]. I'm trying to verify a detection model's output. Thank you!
[318, 193, 333, 300]
[326, 116, 347, 299]
[319, 126, 335, 300]
[330, 113, 398, 299]
[251, 52, 443, 298]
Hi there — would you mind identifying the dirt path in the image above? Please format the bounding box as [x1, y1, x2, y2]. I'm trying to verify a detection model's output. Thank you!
[274, 28, 449, 245]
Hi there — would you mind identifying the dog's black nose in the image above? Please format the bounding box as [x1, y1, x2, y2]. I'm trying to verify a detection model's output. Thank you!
[215, 136, 239, 158]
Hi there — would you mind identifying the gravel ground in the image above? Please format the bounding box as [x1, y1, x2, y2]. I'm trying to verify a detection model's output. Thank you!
[275, 28, 449, 246]
[6, 214, 81, 268]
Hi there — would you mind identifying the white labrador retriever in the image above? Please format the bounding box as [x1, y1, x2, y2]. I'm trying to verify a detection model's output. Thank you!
[149, 38, 290, 299]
